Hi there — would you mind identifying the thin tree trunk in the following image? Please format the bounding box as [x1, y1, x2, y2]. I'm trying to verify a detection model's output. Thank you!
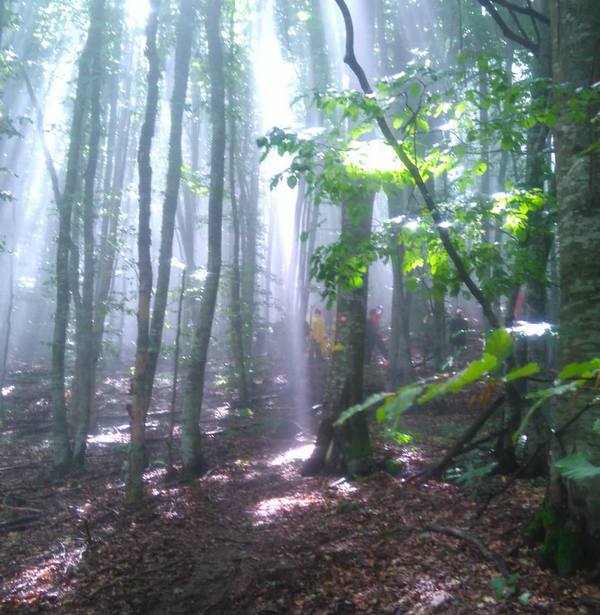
[144, 0, 196, 405]
[128, 0, 161, 506]
[167, 268, 186, 474]
[181, 0, 225, 478]
[228, 116, 249, 404]
[72, 0, 106, 467]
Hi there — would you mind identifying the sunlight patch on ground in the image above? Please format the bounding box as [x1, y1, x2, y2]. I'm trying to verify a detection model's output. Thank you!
[328, 478, 358, 495]
[1, 385, 15, 396]
[269, 443, 315, 466]
[5, 544, 84, 606]
[205, 473, 230, 483]
[87, 430, 128, 445]
[252, 492, 324, 525]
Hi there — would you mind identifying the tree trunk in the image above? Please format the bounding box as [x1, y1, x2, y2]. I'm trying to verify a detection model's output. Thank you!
[72, 0, 106, 467]
[144, 0, 196, 404]
[302, 191, 375, 477]
[128, 0, 161, 506]
[546, 0, 600, 573]
[228, 115, 249, 405]
[385, 187, 413, 388]
[51, 0, 104, 477]
[180, 0, 225, 479]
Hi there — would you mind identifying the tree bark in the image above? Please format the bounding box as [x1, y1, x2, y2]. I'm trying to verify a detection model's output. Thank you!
[128, 0, 161, 506]
[72, 0, 106, 468]
[547, 0, 600, 573]
[302, 191, 375, 476]
[144, 0, 196, 407]
[181, 0, 225, 479]
[51, 0, 104, 477]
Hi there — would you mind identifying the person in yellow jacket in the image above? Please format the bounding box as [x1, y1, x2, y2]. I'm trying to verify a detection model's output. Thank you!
[308, 308, 328, 361]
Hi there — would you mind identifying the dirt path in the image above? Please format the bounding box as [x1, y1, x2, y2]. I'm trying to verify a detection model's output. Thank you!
[1, 373, 598, 613]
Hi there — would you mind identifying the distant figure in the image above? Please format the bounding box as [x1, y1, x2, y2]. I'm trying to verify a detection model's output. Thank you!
[365, 306, 389, 365]
[308, 308, 327, 361]
[449, 308, 469, 350]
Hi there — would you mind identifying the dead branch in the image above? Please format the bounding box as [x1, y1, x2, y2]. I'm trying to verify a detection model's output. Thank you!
[424, 524, 509, 577]
[409, 396, 506, 483]
[0, 514, 42, 532]
[0, 503, 43, 514]
[382, 523, 509, 577]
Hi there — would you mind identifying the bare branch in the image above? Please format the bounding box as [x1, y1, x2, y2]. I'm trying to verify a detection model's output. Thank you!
[22, 67, 62, 205]
[477, 0, 539, 54]
[491, 0, 550, 24]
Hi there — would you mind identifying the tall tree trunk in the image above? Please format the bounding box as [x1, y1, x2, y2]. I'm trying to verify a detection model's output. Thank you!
[72, 0, 106, 467]
[302, 191, 375, 477]
[144, 0, 196, 403]
[128, 0, 161, 506]
[385, 186, 413, 388]
[228, 116, 249, 404]
[51, 0, 103, 477]
[181, 0, 225, 478]
[546, 0, 600, 574]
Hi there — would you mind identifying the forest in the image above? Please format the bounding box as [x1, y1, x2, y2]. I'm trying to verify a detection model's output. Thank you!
[0, 0, 599, 612]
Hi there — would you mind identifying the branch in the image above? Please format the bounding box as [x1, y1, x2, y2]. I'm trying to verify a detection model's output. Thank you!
[333, 0, 499, 328]
[477, 0, 539, 54]
[22, 67, 62, 205]
[409, 396, 506, 482]
[490, 0, 550, 24]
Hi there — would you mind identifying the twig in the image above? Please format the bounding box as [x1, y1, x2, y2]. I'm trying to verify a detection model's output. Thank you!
[424, 524, 509, 577]
[0, 503, 43, 514]
[382, 523, 509, 577]
[409, 396, 506, 482]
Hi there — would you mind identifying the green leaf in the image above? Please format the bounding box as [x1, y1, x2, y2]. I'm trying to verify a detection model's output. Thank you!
[287, 175, 298, 189]
[504, 362, 540, 382]
[593, 419, 600, 435]
[514, 380, 581, 443]
[418, 354, 497, 403]
[335, 393, 388, 426]
[409, 82, 422, 98]
[558, 358, 600, 380]
[484, 329, 513, 362]
[555, 452, 600, 481]
[473, 161, 488, 176]
[378, 384, 423, 422]
[455, 101, 466, 119]
[447, 353, 498, 392]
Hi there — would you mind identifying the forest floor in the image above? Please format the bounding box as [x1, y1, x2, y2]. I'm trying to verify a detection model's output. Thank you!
[1, 365, 599, 614]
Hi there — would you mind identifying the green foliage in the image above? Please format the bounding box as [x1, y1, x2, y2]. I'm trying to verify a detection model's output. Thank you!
[489, 574, 519, 600]
[554, 453, 600, 481]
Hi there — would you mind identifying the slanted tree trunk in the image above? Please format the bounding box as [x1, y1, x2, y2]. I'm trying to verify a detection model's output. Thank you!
[51, 0, 104, 477]
[72, 0, 106, 467]
[302, 191, 375, 477]
[181, 0, 225, 478]
[545, 0, 600, 574]
[128, 0, 161, 506]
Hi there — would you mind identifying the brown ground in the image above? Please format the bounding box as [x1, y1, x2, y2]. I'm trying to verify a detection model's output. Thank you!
[1, 367, 599, 614]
